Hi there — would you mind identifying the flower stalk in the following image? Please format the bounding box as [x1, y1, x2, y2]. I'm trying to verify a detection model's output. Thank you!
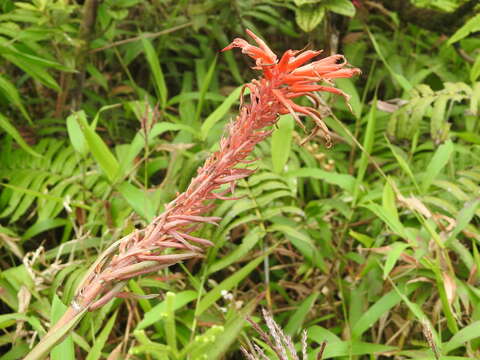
[25, 30, 359, 360]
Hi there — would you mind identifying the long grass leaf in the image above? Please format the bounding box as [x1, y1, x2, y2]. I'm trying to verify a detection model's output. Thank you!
[0, 113, 40, 157]
[422, 140, 454, 193]
[200, 85, 243, 140]
[141, 37, 167, 108]
[197, 254, 266, 315]
[271, 114, 294, 173]
[195, 57, 217, 124]
[77, 116, 120, 183]
[85, 312, 118, 360]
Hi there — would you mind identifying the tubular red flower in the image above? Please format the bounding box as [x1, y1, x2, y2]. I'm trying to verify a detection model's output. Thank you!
[222, 29, 360, 144]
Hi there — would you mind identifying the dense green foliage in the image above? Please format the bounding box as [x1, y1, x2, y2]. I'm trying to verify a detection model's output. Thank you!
[0, 0, 479, 359]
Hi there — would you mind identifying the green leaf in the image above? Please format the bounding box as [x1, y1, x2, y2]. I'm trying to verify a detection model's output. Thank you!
[22, 219, 69, 240]
[167, 92, 225, 106]
[471, 53, 480, 83]
[86, 63, 109, 91]
[271, 114, 294, 173]
[364, 203, 410, 240]
[0, 313, 29, 329]
[141, 37, 167, 108]
[383, 242, 410, 279]
[86, 312, 118, 360]
[285, 292, 319, 335]
[121, 120, 196, 176]
[430, 95, 449, 142]
[336, 78, 361, 118]
[0, 341, 29, 360]
[66, 111, 88, 156]
[356, 101, 377, 195]
[307, 328, 396, 359]
[324, 0, 356, 17]
[268, 224, 326, 271]
[208, 227, 264, 274]
[366, 29, 412, 92]
[211, 23, 244, 84]
[447, 198, 480, 244]
[387, 142, 419, 190]
[132, 330, 170, 356]
[286, 168, 356, 194]
[200, 85, 243, 140]
[382, 180, 398, 222]
[295, 4, 325, 32]
[198, 254, 266, 315]
[135, 291, 197, 330]
[50, 296, 75, 360]
[195, 57, 217, 123]
[0, 113, 40, 157]
[77, 115, 120, 183]
[349, 230, 374, 248]
[444, 320, 480, 353]
[321, 341, 395, 358]
[0, 74, 30, 122]
[389, 282, 442, 347]
[202, 297, 259, 359]
[1, 52, 60, 91]
[352, 287, 416, 339]
[164, 292, 177, 355]
[118, 182, 155, 221]
[422, 140, 454, 193]
[294, 0, 322, 6]
[448, 14, 480, 45]
[307, 325, 341, 344]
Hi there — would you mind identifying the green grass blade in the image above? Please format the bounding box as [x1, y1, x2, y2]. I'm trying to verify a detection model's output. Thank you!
[366, 28, 412, 92]
[383, 242, 410, 279]
[386, 141, 420, 191]
[202, 296, 259, 359]
[421, 140, 454, 193]
[200, 85, 243, 140]
[195, 57, 217, 124]
[355, 100, 377, 191]
[285, 168, 356, 194]
[208, 226, 264, 275]
[271, 114, 294, 174]
[446, 198, 480, 244]
[117, 182, 155, 221]
[0, 74, 31, 123]
[135, 291, 197, 330]
[198, 253, 266, 315]
[50, 296, 74, 360]
[85, 311, 118, 360]
[164, 292, 178, 356]
[0, 113, 40, 157]
[77, 115, 120, 183]
[141, 37, 167, 108]
[66, 111, 88, 156]
[24, 308, 88, 360]
[443, 320, 480, 354]
[284, 292, 319, 336]
[352, 290, 401, 339]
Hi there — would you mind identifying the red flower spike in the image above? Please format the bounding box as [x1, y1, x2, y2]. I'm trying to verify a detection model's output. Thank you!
[223, 30, 360, 145]
[57, 31, 360, 320]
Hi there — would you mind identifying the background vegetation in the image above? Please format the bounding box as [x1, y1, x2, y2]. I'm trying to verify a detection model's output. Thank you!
[0, 0, 479, 359]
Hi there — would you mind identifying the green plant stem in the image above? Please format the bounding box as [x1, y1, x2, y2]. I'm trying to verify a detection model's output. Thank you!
[24, 307, 88, 360]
